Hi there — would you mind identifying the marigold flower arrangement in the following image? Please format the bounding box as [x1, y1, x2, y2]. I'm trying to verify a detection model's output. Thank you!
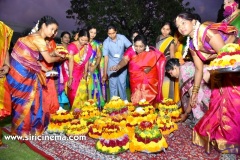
[126, 102, 157, 138]
[158, 98, 182, 122]
[96, 123, 129, 154]
[80, 104, 101, 125]
[129, 121, 168, 153]
[88, 117, 111, 139]
[157, 115, 178, 135]
[47, 111, 74, 133]
[66, 119, 88, 136]
[126, 102, 135, 113]
[209, 43, 240, 69]
[56, 45, 69, 58]
[103, 96, 128, 116]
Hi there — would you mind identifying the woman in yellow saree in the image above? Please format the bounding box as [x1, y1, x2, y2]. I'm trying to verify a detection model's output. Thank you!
[156, 22, 175, 100]
[0, 21, 13, 148]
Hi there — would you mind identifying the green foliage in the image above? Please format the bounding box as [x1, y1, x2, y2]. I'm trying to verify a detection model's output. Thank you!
[66, 0, 194, 45]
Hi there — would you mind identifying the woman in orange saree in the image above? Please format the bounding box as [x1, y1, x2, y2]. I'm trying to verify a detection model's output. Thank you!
[175, 12, 239, 154]
[7, 16, 64, 137]
[110, 35, 166, 105]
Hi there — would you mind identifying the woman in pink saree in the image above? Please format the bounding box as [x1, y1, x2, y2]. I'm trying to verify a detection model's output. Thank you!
[110, 35, 166, 105]
[67, 29, 92, 107]
[175, 12, 239, 154]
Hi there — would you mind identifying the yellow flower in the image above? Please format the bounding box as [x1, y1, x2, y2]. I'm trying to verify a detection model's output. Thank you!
[139, 132, 146, 138]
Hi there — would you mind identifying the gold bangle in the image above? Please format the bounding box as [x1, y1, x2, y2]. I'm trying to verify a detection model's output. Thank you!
[192, 88, 199, 91]
[192, 90, 199, 94]
[193, 85, 200, 88]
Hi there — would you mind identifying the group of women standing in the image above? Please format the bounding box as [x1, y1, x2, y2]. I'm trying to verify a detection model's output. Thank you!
[0, 0, 240, 155]
[0, 16, 107, 138]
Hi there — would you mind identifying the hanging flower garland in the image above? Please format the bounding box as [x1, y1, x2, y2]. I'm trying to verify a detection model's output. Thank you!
[182, 20, 201, 58]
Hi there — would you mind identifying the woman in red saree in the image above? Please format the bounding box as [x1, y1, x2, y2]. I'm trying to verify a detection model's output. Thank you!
[110, 35, 166, 105]
[67, 29, 92, 108]
[175, 12, 239, 154]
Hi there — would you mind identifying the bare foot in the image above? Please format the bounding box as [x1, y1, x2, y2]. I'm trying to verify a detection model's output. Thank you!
[180, 113, 188, 122]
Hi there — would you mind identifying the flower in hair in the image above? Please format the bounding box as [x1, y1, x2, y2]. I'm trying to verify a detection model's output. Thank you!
[29, 20, 39, 35]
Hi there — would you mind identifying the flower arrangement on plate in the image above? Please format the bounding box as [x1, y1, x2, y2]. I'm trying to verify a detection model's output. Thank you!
[80, 104, 101, 126]
[88, 117, 111, 139]
[129, 121, 168, 153]
[102, 96, 128, 117]
[208, 43, 240, 71]
[96, 123, 129, 154]
[47, 111, 74, 134]
[156, 115, 178, 135]
[158, 98, 182, 122]
[66, 119, 88, 136]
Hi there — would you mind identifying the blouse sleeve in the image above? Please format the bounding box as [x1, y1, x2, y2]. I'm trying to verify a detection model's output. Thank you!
[32, 36, 47, 52]
[67, 43, 77, 55]
[205, 29, 218, 43]
[123, 46, 135, 60]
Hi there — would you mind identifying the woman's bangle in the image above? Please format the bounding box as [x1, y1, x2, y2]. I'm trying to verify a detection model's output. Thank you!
[193, 85, 200, 89]
[192, 85, 200, 94]
[192, 90, 199, 94]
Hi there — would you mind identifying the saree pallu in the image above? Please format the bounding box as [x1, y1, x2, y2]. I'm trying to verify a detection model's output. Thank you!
[7, 58, 49, 136]
[156, 36, 175, 99]
[40, 40, 59, 114]
[7, 38, 48, 136]
[88, 40, 105, 110]
[193, 22, 238, 61]
[99, 56, 107, 101]
[68, 44, 92, 107]
[193, 73, 240, 154]
[127, 47, 165, 105]
[223, 10, 240, 37]
[180, 62, 210, 120]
